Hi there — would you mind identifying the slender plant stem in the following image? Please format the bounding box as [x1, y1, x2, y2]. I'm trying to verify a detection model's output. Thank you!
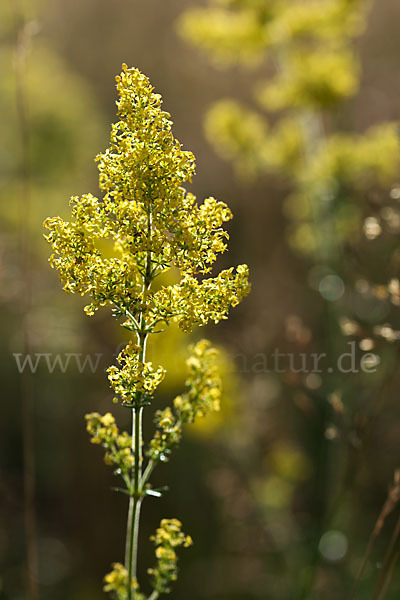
[376, 543, 400, 600]
[126, 402, 145, 596]
[349, 526, 379, 600]
[13, 8, 39, 599]
[141, 459, 155, 488]
[135, 405, 143, 494]
[127, 492, 140, 587]
[131, 495, 143, 576]
[350, 472, 400, 600]
[125, 491, 134, 568]
[147, 590, 159, 600]
[126, 203, 153, 597]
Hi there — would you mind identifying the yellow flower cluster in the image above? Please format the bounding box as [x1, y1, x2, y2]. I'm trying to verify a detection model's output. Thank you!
[44, 64, 249, 326]
[180, 0, 364, 92]
[303, 125, 400, 190]
[148, 519, 192, 595]
[98, 66, 195, 209]
[44, 193, 143, 316]
[181, 0, 367, 179]
[180, 0, 400, 256]
[148, 340, 222, 462]
[175, 339, 222, 421]
[85, 412, 134, 474]
[270, 0, 364, 44]
[108, 342, 166, 406]
[104, 563, 143, 600]
[151, 265, 250, 333]
[258, 48, 359, 110]
[204, 100, 269, 176]
[179, 6, 271, 66]
[205, 102, 304, 176]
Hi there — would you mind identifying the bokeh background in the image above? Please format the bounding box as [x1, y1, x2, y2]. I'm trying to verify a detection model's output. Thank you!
[3, 0, 400, 599]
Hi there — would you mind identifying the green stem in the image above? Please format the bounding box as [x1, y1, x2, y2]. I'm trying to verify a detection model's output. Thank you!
[134, 403, 143, 497]
[126, 203, 153, 598]
[141, 459, 155, 488]
[126, 399, 145, 596]
[131, 495, 143, 576]
[13, 11, 39, 600]
[125, 492, 134, 568]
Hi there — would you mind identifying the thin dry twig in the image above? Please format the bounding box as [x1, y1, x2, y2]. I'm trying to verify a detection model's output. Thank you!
[372, 512, 400, 600]
[350, 469, 400, 600]
[376, 542, 400, 600]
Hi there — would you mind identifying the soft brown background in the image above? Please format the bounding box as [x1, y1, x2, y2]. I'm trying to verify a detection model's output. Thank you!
[2, 1, 400, 599]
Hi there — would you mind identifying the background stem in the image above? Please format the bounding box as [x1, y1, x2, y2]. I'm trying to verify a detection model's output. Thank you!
[13, 10, 39, 600]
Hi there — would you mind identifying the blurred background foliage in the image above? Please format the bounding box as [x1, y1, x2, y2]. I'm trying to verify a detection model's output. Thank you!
[3, 0, 400, 599]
